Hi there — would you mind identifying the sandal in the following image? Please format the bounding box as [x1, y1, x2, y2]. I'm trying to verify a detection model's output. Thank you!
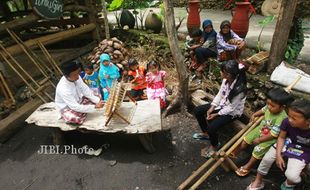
[246, 182, 264, 190]
[192, 133, 209, 140]
[235, 166, 250, 177]
[201, 147, 216, 159]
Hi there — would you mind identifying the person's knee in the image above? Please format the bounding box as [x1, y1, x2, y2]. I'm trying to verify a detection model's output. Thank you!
[285, 170, 301, 184]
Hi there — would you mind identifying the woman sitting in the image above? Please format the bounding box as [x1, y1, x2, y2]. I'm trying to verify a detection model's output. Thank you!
[217, 20, 246, 62]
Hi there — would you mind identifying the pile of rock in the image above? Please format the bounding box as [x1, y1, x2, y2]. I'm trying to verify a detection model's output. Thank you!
[87, 37, 129, 69]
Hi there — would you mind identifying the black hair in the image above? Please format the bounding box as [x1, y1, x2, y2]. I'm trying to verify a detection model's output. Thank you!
[191, 28, 203, 38]
[289, 99, 310, 119]
[220, 60, 247, 101]
[128, 58, 138, 68]
[83, 63, 93, 70]
[146, 60, 160, 71]
[266, 87, 294, 106]
[61, 60, 80, 76]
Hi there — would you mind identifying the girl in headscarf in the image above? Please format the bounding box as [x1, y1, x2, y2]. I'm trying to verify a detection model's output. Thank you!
[99, 53, 120, 101]
[189, 19, 218, 78]
[217, 20, 246, 61]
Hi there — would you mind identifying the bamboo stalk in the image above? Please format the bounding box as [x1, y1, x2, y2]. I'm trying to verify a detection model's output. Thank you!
[177, 117, 262, 190]
[37, 41, 63, 79]
[0, 77, 10, 100]
[0, 51, 46, 103]
[7, 29, 56, 88]
[190, 117, 264, 189]
[0, 71, 16, 104]
[284, 75, 302, 93]
[0, 43, 54, 101]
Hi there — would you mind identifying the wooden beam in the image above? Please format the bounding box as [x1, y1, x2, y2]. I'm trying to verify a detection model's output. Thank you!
[0, 23, 96, 58]
[267, 0, 298, 73]
[0, 14, 39, 34]
[0, 98, 42, 142]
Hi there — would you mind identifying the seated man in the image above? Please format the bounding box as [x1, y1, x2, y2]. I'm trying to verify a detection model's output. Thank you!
[55, 61, 104, 125]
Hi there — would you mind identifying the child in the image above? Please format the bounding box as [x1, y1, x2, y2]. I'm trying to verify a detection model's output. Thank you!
[193, 60, 247, 158]
[98, 53, 120, 101]
[194, 19, 218, 77]
[232, 87, 293, 177]
[83, 63, 101, 98]
[186, 28, 204, 70]
[247, 99, 310, 190]
[217, 20, 246, 61]
[127, 58, 147, 100]
[145, 60, 167, 109]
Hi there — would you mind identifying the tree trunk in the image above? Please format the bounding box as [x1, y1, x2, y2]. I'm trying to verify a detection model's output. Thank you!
[102, 0, 110, 39]
[85, 0, 101, 42]
[267, 0, 298, 73]
[162, 0, 189, 116]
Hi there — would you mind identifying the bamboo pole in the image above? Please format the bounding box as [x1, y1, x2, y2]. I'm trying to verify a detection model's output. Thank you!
[1, 23, 96, 58]
[0, 51, 46, 103]
[0, 71, 16, 104]
[177, 117, 262, 190]
[6, 29, 49, 79]
[0, 77, 10, 100]
[190, 117, 264, 190]
[284, 75, 302, 93]
[37, 41, 63, 79]
[7, 29, 57, 88]
[0, 44, 53, 101]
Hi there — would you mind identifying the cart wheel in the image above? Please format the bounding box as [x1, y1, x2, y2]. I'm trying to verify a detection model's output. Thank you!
[138, 134, 156, 153]
[52, 128, 64, 145]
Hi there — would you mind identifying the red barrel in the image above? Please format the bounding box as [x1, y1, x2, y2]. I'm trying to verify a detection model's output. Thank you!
[231, 2, 252, 38]
[186, 0, 201, 37]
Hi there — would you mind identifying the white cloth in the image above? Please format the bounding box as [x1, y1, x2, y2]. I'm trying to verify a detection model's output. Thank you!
[211, 78, 246, 117]
[55, 76, 100, 113]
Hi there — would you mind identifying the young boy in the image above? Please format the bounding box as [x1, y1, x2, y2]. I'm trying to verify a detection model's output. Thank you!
[247, 99, 310, 190]
[83, 63, 101, 98]
[232, 88, 293, 177]
[127, 58, 147, 100]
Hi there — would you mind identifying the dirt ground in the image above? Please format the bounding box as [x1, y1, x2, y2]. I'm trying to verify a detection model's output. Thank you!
[1, 112, 308, 190]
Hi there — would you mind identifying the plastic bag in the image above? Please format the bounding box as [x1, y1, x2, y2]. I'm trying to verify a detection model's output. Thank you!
[270, 62, 310, 94]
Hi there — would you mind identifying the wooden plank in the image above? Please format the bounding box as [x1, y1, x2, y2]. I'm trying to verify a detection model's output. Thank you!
[0, 23, 96, 58]
[0, 98, 42, 142]
[0, 14, 39, 34]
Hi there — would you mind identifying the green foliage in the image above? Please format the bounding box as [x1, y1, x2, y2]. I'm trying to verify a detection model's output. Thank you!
[284, 18, 304, 64]
[158, 3, 164, 21]
[257, 15, 275, 52]
[108, 0, 124, 11]
[258, 15, 275, 27]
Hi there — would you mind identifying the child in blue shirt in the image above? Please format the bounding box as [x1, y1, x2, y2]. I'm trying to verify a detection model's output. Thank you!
[83, 63, 101, 98]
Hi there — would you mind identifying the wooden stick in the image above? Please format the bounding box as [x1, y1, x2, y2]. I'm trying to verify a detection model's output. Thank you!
[114, 111, 131, 124]
[0, 77, 10, 100]
[190, 116, 264, 189]
[284, 75, 302, 93]
[6, 29, 48, 77]
[0, 71, 16, 104]
[0, 51, 46, 103]
[177, 117, 262, 190]
[7, 29, 56, 88]
[37, 41, 63, 79]
[0, 43, 53, 101]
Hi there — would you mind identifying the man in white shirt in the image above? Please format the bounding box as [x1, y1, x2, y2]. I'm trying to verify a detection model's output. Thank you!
[55, 61, 104, 124]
